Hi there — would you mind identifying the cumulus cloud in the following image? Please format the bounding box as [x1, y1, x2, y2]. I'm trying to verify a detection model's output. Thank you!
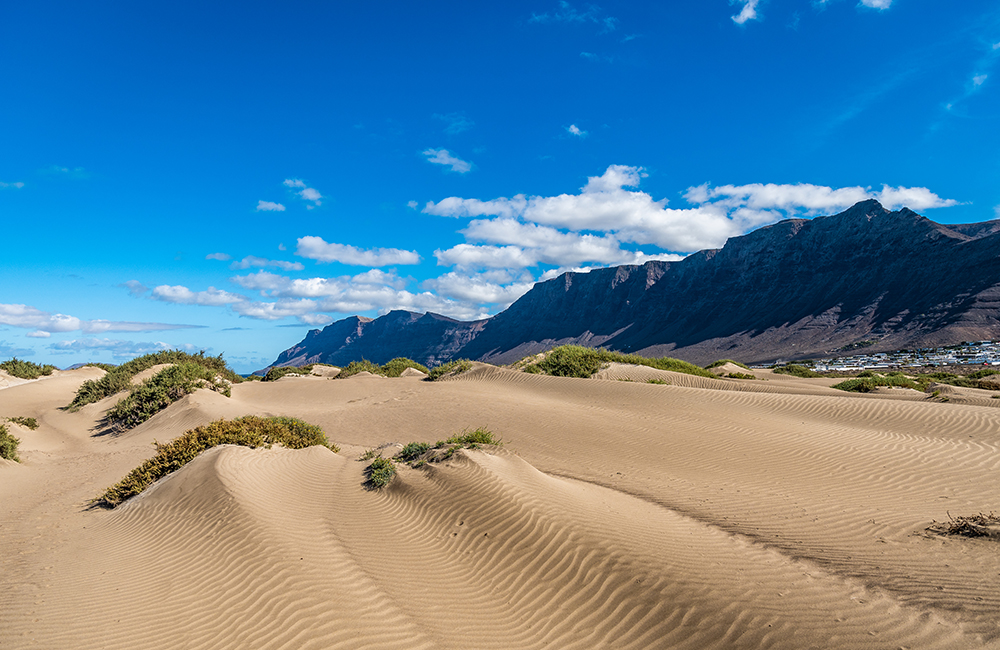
[206, 252, 232, 261]
[296, 236, 421, 266]
[407, 200, 419, 209]
[422, 271, 535, 307]
[256, 200, 286, 212]
[151, 286, 245, 306]
[121, 280, 149, 297]
[284, 179, 323, 207]
[731, 0, 760, 24]
[690, 182, 958, 213]
[48, 338, 182, 358]
[0, 303, 198, 334]
[26, 331, 51, 338]
[0, 181, 25, 189]
[973, 74, 988, 87]
[229, 256, 305, 271]
[567, 124, 587, 137]
[423, 148, 472, 174]
[859, 0, 891, 8]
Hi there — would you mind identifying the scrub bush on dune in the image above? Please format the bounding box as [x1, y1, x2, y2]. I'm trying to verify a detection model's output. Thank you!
[519, 345, 715, 379]
[97, 416, 336, 507]
[0, 358, 56, 380]
[0, 424, 20, 462]
[105, 362, 233, 431]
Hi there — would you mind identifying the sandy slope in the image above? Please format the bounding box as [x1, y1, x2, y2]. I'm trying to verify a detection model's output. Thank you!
[2, 365, 1000, 649]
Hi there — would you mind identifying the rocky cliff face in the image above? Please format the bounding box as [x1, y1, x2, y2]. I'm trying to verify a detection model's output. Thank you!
[266, 200, 1000, 370]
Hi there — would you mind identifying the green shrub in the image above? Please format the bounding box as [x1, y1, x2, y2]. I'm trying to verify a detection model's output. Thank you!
[705, 359, 750, 370]
[726, 372, 757, 380]
[242, 374, 263, 381]
[0, 424, 20, 462]
[366, 457, 396, 489]
[445, 427, 499, 447]
[427, 359, 473, 381]
[336, 359, 384, 379]
[397, 441, 431, 461]
[648, 378, 669, 384]
[0, 358, 56, 380]
[832, 375, 921, 393]
[7, 416, 38, 430]
[84, 363, 117, 372]
[968, 368, 1000, 380]
[263, 364, 316, 381]
[68, 350, 241, 411]
[523, 363, 543, 374]
[98, 416, 335, 506]
[857, 370, 877, 378]
[105, 363, 232, 431]
[772, 364, 823, 378]
[336, 358, 430, 379]
[530, 345, 715, 379]
[381, 358, 429, 377]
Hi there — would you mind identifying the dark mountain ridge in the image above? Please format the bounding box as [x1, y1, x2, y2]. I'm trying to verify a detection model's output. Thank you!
[267, 200, 1000, 370]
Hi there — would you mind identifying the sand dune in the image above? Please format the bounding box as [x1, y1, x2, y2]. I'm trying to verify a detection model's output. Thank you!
[3, 365, 1000, 649]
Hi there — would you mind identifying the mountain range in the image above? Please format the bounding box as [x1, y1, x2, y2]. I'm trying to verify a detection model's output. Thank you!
[267, 200, 1000, 370]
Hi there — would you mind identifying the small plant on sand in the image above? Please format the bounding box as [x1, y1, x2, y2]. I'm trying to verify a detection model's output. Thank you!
[726, 372, 758, 380]
[647, 379, 668, 385]
[105, 362, 233, 431]
[394, 427, 503, 467]
[366, 457, 396, 489]
[0, 358, 56, 380]
[0, 424, 20, 462]
[705, 359, 750, 370]
[6, 416, 39, 430]
[397, 441, 432, 461]
[97, 416, 335, 506]
[337, 359, 383, 378]
[67, 350, 241, 411]
[771, 364, 823, 378]
[359, 447, 382, 461]
[926, 512, 1000, 538]
[263, 364, 317, 381]
[427, 359, 473, 381]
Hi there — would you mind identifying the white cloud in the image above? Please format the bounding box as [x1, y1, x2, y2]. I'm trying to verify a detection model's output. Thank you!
[434, 112, 474, 134]
[859, 0, 891, 8]
[422, 271, 535, 307]
[232, 298, 319, 321]
[151, 285, 245, 306]
[692, 182, 958, 213]
[121, 280, 149, 297]
[0, 181, 25, 189]
[731, 0, 760, 24]
[973, 74, 988, 87]
[281, 179, 324, 208]
[567, 124, 587, 137]
[994, 204, 1000, 218]
[206, 252, 232, 261]
[407, 200, 418, 209]
[296, 236, 421, 266]
[0, 303, 197, 335]
[229, 255, 305, 271]
[423, 148, 472, 174]
[256, 200, 286, 212]
[48, 338, 180, 358]
[26, 331, 51, 338]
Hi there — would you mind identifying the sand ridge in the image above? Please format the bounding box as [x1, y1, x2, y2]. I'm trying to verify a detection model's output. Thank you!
[2, 366, 1000, 648]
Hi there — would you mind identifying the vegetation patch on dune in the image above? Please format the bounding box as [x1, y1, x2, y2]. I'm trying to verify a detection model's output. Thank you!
[98, 416, 336, 506]
[263, 364, 318, 381]
[365, 456, 397, 489]
[83, 362, 117, 372]
[337, 357, 429, 379]
[832, 374, 921, 393]
[517, 345, 715, 379]
[917, 369, 1000, 391]
[726, 372, 761, 380]
[705, 359, 750, 370]
[0, 424, 20, 462]
[68, 351, 241, 411]
[771, 364, 823, 378]
[6, 416, 39, 430]
[105, 362, 234, 431]
[0, 358, 56, 380]
[363, 427, 503, 489]
[427, 359, 473, 381]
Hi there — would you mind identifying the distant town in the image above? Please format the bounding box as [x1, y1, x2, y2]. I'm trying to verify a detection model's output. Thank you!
[765, 340, 1000, 372]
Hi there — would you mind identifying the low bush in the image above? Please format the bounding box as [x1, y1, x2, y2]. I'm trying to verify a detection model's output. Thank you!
[648, 378, 669, 384]
[366, 457, 396, 489]
[7, 416, 39, 430]
[105, 363, 232, 431]
[772, 364, 823, 378]
[68, 350, 241, 411]
[427, 359, 473, 381]
[336, 358, 430, 379]
[524, 345, 715, 379]
[263, 364, 316, 381]
[0, 358, 56, 380]
[832, 375, 921, 393]
[395, 427, 503, 467]
[704, 359, 750, 370]
[726, 372, 758, 380]
[969, 368, 1000, 380]
[84, 363, 117, 372]
[397, 441, 431, 461]
[98, 416, 335, 506]
[0, 424, 20, 462]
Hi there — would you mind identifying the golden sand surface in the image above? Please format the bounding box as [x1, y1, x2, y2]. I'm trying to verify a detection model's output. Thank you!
[2, 364, 1000, 649]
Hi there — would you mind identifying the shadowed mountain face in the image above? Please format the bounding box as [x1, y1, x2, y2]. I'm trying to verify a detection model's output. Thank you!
[268, 200, 1000, 369]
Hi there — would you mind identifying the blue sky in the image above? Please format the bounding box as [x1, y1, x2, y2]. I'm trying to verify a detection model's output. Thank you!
[3, 1, 999, 373]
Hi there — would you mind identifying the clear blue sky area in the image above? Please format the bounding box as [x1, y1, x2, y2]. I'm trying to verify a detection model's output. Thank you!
[3, 1, 999, 373]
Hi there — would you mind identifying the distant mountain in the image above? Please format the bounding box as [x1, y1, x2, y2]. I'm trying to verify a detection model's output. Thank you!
[265, 200, 1000, 370]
